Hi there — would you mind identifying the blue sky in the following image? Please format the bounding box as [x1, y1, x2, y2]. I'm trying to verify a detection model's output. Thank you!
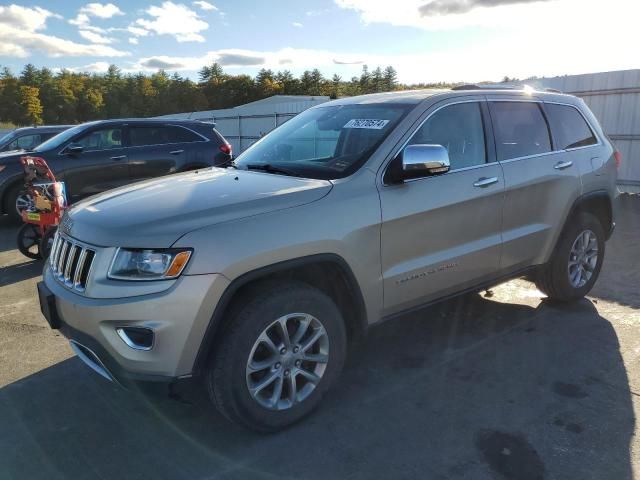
[0, 0, 638, 84]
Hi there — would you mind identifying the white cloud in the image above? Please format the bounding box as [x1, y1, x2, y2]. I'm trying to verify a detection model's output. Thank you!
[0, 4, 59, 31]
[78, 29, 113, 44]
[292, 22, 303, 28]
[193, 1, 218, 11]
[133, 1, 209, 42]
[127, 25, 150, 36]
[68, 61, 112, 73]
[69, 13, 90, 27]
[128, 37, 139, 44]
[78, 3, 124, 19]
[0, 4, 128, 58]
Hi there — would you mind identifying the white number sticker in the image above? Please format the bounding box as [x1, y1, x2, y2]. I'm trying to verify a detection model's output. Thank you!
[343, 119, 390, 129]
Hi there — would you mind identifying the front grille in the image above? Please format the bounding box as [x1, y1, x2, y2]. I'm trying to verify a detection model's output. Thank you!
[49, 233, 96, 292]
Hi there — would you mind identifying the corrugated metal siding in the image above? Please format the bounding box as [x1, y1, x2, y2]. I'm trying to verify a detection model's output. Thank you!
[530, 70, 640, 186]
[155, 95, 330, 153]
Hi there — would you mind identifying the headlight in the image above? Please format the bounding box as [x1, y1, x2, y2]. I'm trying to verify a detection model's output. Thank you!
[108, 248, 192, 281]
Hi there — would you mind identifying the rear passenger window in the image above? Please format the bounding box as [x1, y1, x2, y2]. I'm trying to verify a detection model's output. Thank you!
[167, 126, 203, 143]
[490, 102, 551, 161]
[408, 102, 486, 170]
[129, 127, 171, 147]
[545, 103, 597, 150]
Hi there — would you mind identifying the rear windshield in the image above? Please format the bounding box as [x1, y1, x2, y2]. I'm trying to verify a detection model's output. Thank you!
[234, 103, 414, 180]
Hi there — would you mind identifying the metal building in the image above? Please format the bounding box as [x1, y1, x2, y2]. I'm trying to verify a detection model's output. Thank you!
[155, 95, 330, 153]
[523, 69, 640, 190]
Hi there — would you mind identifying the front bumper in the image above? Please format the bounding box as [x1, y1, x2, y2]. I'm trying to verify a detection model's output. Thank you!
[43, 266, 229, 384]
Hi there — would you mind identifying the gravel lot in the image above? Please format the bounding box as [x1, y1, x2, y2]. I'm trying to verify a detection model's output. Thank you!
[1, 195, 639, 480]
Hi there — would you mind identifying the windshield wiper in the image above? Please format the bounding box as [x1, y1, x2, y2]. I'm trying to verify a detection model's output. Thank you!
[245, 163, 301, 177]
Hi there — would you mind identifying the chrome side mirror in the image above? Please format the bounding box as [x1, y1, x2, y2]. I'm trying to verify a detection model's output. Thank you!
[402, 144, 450, 177]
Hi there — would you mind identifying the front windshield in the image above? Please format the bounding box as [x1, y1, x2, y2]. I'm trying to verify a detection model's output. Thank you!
[0, 131, 16, 147]
[35, 123, 87, 152]
[234, 103, 413, 179]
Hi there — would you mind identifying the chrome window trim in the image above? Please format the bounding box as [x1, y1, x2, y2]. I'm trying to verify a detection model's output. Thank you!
[399, 160, 501, 185]
[381, 99, 489, 186]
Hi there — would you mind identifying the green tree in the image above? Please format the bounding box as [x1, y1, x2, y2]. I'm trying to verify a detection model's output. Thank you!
[18, 85, 43, 125]
[383, 66, 398, 91]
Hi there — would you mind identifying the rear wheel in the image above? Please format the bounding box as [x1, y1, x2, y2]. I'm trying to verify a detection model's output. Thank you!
[535, 212, 605, 301]
[207, 281, 347, 432]
[5, 183, 31, 223]
[16, 223, 42, 259]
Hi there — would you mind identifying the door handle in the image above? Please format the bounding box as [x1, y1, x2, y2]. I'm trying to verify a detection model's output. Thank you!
[554, 160, 573, 170]
[169, 150, 184, 155]
[110, 155, 126, 161]
[473, 176, 499, 188]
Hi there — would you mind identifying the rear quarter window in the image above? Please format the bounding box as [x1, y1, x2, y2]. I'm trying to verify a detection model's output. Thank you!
[544, 103, 597, 150]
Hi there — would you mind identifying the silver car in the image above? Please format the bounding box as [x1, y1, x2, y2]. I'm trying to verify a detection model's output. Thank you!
[38, 87, 618, 431]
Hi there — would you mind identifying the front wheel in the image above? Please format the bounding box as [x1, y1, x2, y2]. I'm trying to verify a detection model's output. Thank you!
[535, 212, 605, 301]
[207, 281, 347, 432]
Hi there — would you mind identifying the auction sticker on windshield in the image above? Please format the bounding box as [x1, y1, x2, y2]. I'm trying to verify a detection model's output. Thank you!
[343, 119, 390, 129]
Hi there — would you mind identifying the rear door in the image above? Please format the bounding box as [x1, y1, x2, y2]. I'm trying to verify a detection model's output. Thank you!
[379, 98, 505, 315]
[488, 98, 582, 271]
[127, 124, 207, 182]
[61, 125, 130, 203]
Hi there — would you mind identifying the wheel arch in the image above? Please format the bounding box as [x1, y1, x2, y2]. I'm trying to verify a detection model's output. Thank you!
[1, 175, 24, 215]
[568, 190, 614, 239]
[192, 253, 368, 375]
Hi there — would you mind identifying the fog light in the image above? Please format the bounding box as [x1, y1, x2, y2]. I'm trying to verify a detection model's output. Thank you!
[116, 327, 154, 350]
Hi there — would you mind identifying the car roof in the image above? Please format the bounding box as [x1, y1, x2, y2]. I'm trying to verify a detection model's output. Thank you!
[13, 125, 73, 133]
[320, 88, 582, 107]
[82, 118, 212, 126]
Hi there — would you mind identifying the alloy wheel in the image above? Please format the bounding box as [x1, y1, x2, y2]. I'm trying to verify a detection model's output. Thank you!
[568, 229, 598, 288]
[246, 313, 329, 411]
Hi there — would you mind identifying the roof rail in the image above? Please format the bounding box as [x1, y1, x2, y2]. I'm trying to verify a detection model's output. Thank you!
[452, 83, 523, 91]
[544, 88, 563, 93]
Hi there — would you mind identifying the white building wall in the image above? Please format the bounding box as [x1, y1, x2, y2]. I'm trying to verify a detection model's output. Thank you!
[526, 70, 640, 187]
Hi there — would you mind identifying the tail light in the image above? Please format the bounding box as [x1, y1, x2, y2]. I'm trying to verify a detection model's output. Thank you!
[219, 143, 232, 156]
[614, 150, 622, 169]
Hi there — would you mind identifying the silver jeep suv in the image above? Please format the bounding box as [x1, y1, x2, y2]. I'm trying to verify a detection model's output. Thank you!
[38, 87, 618, 431]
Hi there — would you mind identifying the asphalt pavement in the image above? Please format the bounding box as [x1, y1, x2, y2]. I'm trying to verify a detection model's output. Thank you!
[1, 195, 639, 480]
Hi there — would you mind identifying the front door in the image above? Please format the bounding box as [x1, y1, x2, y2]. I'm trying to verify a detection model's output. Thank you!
[379, 100, 505, 316]
[61, 126, 130, 203]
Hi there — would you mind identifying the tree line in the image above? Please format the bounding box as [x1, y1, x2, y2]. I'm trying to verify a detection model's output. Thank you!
[0, 63, 457, 127]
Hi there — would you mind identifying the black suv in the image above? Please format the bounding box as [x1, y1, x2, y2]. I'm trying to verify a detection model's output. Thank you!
[0, 125, 72, 152]
[0, 119, 232, 221]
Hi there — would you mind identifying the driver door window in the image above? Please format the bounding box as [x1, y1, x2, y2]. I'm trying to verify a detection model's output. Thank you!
[74, 128, 123, 151]
[408, 102, 486, 170]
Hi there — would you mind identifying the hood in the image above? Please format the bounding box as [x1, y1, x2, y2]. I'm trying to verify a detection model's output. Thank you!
[64, 168, 333, 247]
[0, 149, 26, 161]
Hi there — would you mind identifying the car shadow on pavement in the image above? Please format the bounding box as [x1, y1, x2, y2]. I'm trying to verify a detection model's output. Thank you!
[0, 292, 634, 480]
[590, 194, 640, 309]
[0, 259, 42, 287]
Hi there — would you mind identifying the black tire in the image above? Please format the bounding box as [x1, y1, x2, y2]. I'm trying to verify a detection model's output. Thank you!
[40, 227, 57, 259]
[16, 223, 42, 260]
[207, 281, 347, 432]
[535, 212, 605, 301]
[4, 182, 29, 224]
